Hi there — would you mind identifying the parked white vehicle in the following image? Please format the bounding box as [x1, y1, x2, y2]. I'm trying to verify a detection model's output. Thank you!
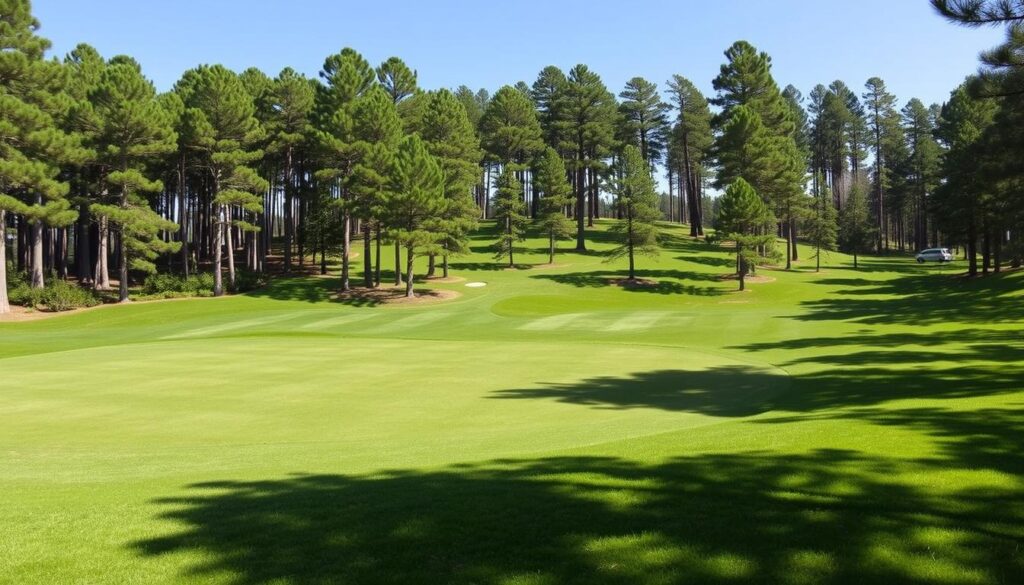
[916, 248, 953, 263]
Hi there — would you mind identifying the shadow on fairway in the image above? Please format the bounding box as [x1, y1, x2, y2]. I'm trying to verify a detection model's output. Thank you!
[492, 367, 787, 417]
[491, 355, 1024, 418]
[245, 277, 444, 307]
[532, 269, 726, 296]
[795, 268, 1023, 325]
[133, 450, 1024, 584]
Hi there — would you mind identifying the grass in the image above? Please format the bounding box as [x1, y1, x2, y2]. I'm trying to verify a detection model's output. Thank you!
[1, 220, 1022, 584]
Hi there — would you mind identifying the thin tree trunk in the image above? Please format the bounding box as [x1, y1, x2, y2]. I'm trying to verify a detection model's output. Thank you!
[214, 203, 224, 296]
[179, 154, 190, 276]
[94, 215, 111, 290]
[284, 150, 294, 273]
[30, 198, 45, 290]
[76, 202, 91, 283]
[427, 254, 436, 277]
[575, 155, 586, 251]
[363, 223, 372, 288]
[394, 241, 403, 286]
[404, 245, 415, 298]
[340, 208, 351, 291]
[0, 209, 9, 313]
[443, 254, 449, 278]
[226, 206, 236, 290]
[374, 226, 381, 287]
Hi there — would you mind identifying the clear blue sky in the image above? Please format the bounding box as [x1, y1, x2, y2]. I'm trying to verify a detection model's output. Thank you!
[35, 0, 1002, 109]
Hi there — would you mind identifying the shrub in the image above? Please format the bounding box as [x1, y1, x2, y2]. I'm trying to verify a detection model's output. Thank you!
[230, 269, 267, 293]
[40, 280, 100, 312]
[8, 276, 99, 312]
[141, 272, 216, 298]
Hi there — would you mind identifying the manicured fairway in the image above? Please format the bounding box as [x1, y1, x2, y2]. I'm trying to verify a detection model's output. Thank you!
[2, 222, 1022, 584]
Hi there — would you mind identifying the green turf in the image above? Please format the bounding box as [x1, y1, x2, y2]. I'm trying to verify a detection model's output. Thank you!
[1, 221, 1022, 584]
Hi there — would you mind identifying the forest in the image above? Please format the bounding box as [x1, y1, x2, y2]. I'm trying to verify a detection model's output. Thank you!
[3, 0, 1021, 313]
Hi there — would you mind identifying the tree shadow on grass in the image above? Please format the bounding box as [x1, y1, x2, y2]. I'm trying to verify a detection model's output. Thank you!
[492, 366, 789, 417]
[491, 352, 1024, 418]
[795, 270, 1023, 326]
[132, 450, 1024, 584]
[244, 277, 446, 307]
[532, 269, 726, 296]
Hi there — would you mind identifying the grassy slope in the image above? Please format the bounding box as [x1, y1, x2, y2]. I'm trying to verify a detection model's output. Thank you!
[1, 220, 1022, 584]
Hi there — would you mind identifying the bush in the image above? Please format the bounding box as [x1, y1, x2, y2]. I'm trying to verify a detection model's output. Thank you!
[8, 277, 99, 312]
[40, 280, 100, 312]
[230, 269, 267, 293]
[141, 272, 216, 298]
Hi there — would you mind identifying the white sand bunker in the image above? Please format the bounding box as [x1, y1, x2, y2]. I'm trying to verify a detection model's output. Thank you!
[465, 282, 488, 288]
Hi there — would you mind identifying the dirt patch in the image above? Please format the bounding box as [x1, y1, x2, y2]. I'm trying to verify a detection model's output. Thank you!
[607, 277, 659, 289]
[336, 286, 460, 305]
[0, 303, 107, 322]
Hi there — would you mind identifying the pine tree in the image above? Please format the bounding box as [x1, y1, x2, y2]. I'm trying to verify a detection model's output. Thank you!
[351, 86, 402, 288]
[606, 145, 661, 280]
[712, 41, 806, 267]
[419, 89, 482, 277]
[315, 48, 374, 292]
[386, 135, 445, 297]
[901, 98, 942, 251]
[180, 64, 267, 296]
[266, 67, 315, 273]
[805, 172, 838, 272]
[63, 43, 106, 285]
[666, 74, 713, 235]
[492, 168, 527, 267]
[533, 147, 574, 264]
[618, 77, 671, 168]
[863, 77, 903, 250]
[376, 56, 418, 125]
[479, 86, 544, 167]
[838, 182, 875, 268]
[559, 65, 618, 249]
[715, 178, 776, 291]
[85, 61, 180, 302]
[934, 82, 998, 275]
[530, 66, 569, 152]
[0, 0, 81, 306]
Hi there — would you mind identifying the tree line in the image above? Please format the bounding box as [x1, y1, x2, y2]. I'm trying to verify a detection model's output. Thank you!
[3, 0, 1022, 313]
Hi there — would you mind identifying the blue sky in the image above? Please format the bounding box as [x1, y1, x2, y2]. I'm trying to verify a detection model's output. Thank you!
[36, 0, 1002, 109]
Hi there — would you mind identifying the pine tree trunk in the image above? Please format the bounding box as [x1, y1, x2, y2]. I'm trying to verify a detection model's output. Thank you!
[340, 209, 351, 291]
[30, 206, 45, 290]
[575, 152, 586, 251]
[374, 226, 381, 287]
[404, 245, 415, 298]
[76, 202, 91, 283]
[790, 219, 799, 261]
[427, 254, 436, 277]
[394, 241, 403, 286]
[226, 207, 236, 290]
[284, 149, 294, 273]
[0, 209, 9, 314]
[549, 232, 555, 265]
[443, 254, 449, 278]
[363, 223, 372, 288]
[179, 154, 190, 277]
[213, 203, 224, 296]
[118, 225, 129, 302]
[94, 215, 111, 291]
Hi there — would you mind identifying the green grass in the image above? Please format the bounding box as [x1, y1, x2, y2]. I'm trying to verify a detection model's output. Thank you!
[1, 221, 1022, 584]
